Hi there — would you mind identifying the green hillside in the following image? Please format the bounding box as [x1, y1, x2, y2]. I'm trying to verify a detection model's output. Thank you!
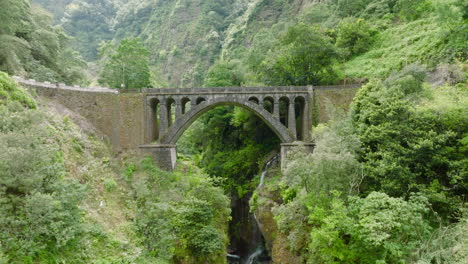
[1, 0, 467, 263]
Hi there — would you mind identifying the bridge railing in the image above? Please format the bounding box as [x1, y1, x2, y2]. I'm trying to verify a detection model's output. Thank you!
[12, 76, 118, 94]
[13, 76, 362, 95]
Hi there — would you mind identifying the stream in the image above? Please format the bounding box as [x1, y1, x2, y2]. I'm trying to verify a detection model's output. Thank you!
[227, 155, 279, 264]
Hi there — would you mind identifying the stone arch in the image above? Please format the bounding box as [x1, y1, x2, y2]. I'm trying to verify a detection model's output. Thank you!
[248, 96, 260, 104]
[278, 96, 290, 126]
[166, 97, 176, 126]
[147, 97, 160, 143]
[294, 96, 306, 140]
[160, 97, 294, 144]
[181, 97, 191, 114]
[262, 96, 275, 113]
[195, 97, 207, 105]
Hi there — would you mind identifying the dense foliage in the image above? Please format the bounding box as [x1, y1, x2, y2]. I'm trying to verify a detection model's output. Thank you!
[2, 0, 467, 263]
[0, 0, 87, 85]
[130, 158, 230, 263]
[259, 65, 467, 263]
[98, 38, 151, 89]
[0, 73, 231, 263]
[0, 73, 86, 262]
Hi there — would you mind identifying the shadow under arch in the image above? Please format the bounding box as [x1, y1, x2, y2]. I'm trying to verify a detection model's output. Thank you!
[160, 97, 295, 144]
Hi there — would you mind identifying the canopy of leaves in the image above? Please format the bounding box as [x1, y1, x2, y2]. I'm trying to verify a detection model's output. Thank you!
[98, 38, 151, 89]
[0, 71, 36, 108]
[351, 65, 467, 215]
[260, 23, 340, 86]
[0, 1, 87, 85]
[0, 86, 85, 261]
[132, 158, 230, 263]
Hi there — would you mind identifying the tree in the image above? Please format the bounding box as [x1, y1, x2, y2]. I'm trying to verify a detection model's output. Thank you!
[204, 61, 245, 87]
[260, 23, 339, 86]
[336, 18, 376, 59]
[99, 38, 151, 89]
[0, 1, 87, 85]
[395, 0, 433, 21]
[351, 65, 467, 216]
[328, 0, 373, 17]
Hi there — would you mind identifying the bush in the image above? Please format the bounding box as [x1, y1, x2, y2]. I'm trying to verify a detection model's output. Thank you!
[133, 158, 230, 263]
[260, 23, 340, 85]
[351, 65, 467, 217]
[0, 71, 36, 108]
[395, 0, 433, 21]
[0, 102, 85, 261]
[307, 192, 432, 264]
[336, 18, 376, 59]
[103, 178, 117, 192]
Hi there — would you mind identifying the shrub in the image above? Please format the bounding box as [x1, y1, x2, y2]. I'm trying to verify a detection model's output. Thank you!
[336, 18, 376, 59]
[395, 0, 433, 21]
[0, 71, 36, 108]
[0, 102, 85, 260]
[103, 178, 118, 192]
[351, 65, 467, 217]
[307, 192, 432, 264]
[133, 158, 230, 263]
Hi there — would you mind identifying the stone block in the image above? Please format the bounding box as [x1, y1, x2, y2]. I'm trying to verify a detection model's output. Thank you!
[281, 142, 315, 172]
[140, 144, 177, 171]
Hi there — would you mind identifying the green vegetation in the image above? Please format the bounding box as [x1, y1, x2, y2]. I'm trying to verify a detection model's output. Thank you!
[0, 0, 87, 85]
[0, 72, 230, 263]
[1, 0, 467, 263]
[260, 65, 467, 263]
[132, 158, 230, 263]
[260, 23, 339, 85]
[98, 38, 151, 89]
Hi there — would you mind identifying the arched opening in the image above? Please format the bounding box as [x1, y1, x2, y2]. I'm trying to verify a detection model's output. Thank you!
[262, 96, 274, 113]
[248, 96, 259, 104]
[166, 98, 176, 127]
[161, 98, 293, 145]
[278, 96, 290, 127]
[295, 96, 306, 141]
[148, 98, 160, 143]
[181, 97, 191, 114]
[175, 101, 283, 261]
[196, 97, 206, 105]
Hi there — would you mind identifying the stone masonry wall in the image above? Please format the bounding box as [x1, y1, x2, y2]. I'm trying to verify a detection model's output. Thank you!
[313, 86, 360, 124]
[16, 78, 145, 150]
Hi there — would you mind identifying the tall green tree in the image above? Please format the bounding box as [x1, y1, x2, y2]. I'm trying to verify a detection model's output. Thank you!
[204, 61, 245, 87]
[99, 38, 151, 89]
[260, 23, 339, 86]
[351, 65, 467, 215]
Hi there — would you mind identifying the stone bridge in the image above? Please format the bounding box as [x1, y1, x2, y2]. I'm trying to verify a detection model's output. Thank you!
[14, 76, 361, 170]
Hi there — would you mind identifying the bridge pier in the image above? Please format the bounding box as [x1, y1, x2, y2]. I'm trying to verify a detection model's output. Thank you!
[140, 144, 177, 171]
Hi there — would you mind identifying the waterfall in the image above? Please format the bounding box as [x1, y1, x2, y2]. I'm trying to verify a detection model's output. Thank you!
[245, 248, 263, 264]
[258, 154, 278, 187]
[244, 154, 279, 264]
[227, 154, 278, 264]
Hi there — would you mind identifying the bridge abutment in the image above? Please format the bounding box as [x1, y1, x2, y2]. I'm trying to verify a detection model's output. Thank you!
[140, 144, 177, 171]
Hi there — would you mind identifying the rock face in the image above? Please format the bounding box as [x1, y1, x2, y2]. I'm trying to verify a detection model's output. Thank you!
[229, 193, 263, 259]
[253, 167, 301, 264]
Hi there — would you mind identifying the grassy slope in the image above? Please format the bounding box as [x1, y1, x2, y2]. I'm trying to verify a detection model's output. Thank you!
[37, 97, 153, 262]
[1, 73, 230, 263]
[344, 17, 446, 79]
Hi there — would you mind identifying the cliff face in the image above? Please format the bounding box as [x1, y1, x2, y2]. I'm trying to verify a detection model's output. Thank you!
[252, 165, 302, 264]
[34, 0, 318, 86]
[110, 0, 316, 87]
